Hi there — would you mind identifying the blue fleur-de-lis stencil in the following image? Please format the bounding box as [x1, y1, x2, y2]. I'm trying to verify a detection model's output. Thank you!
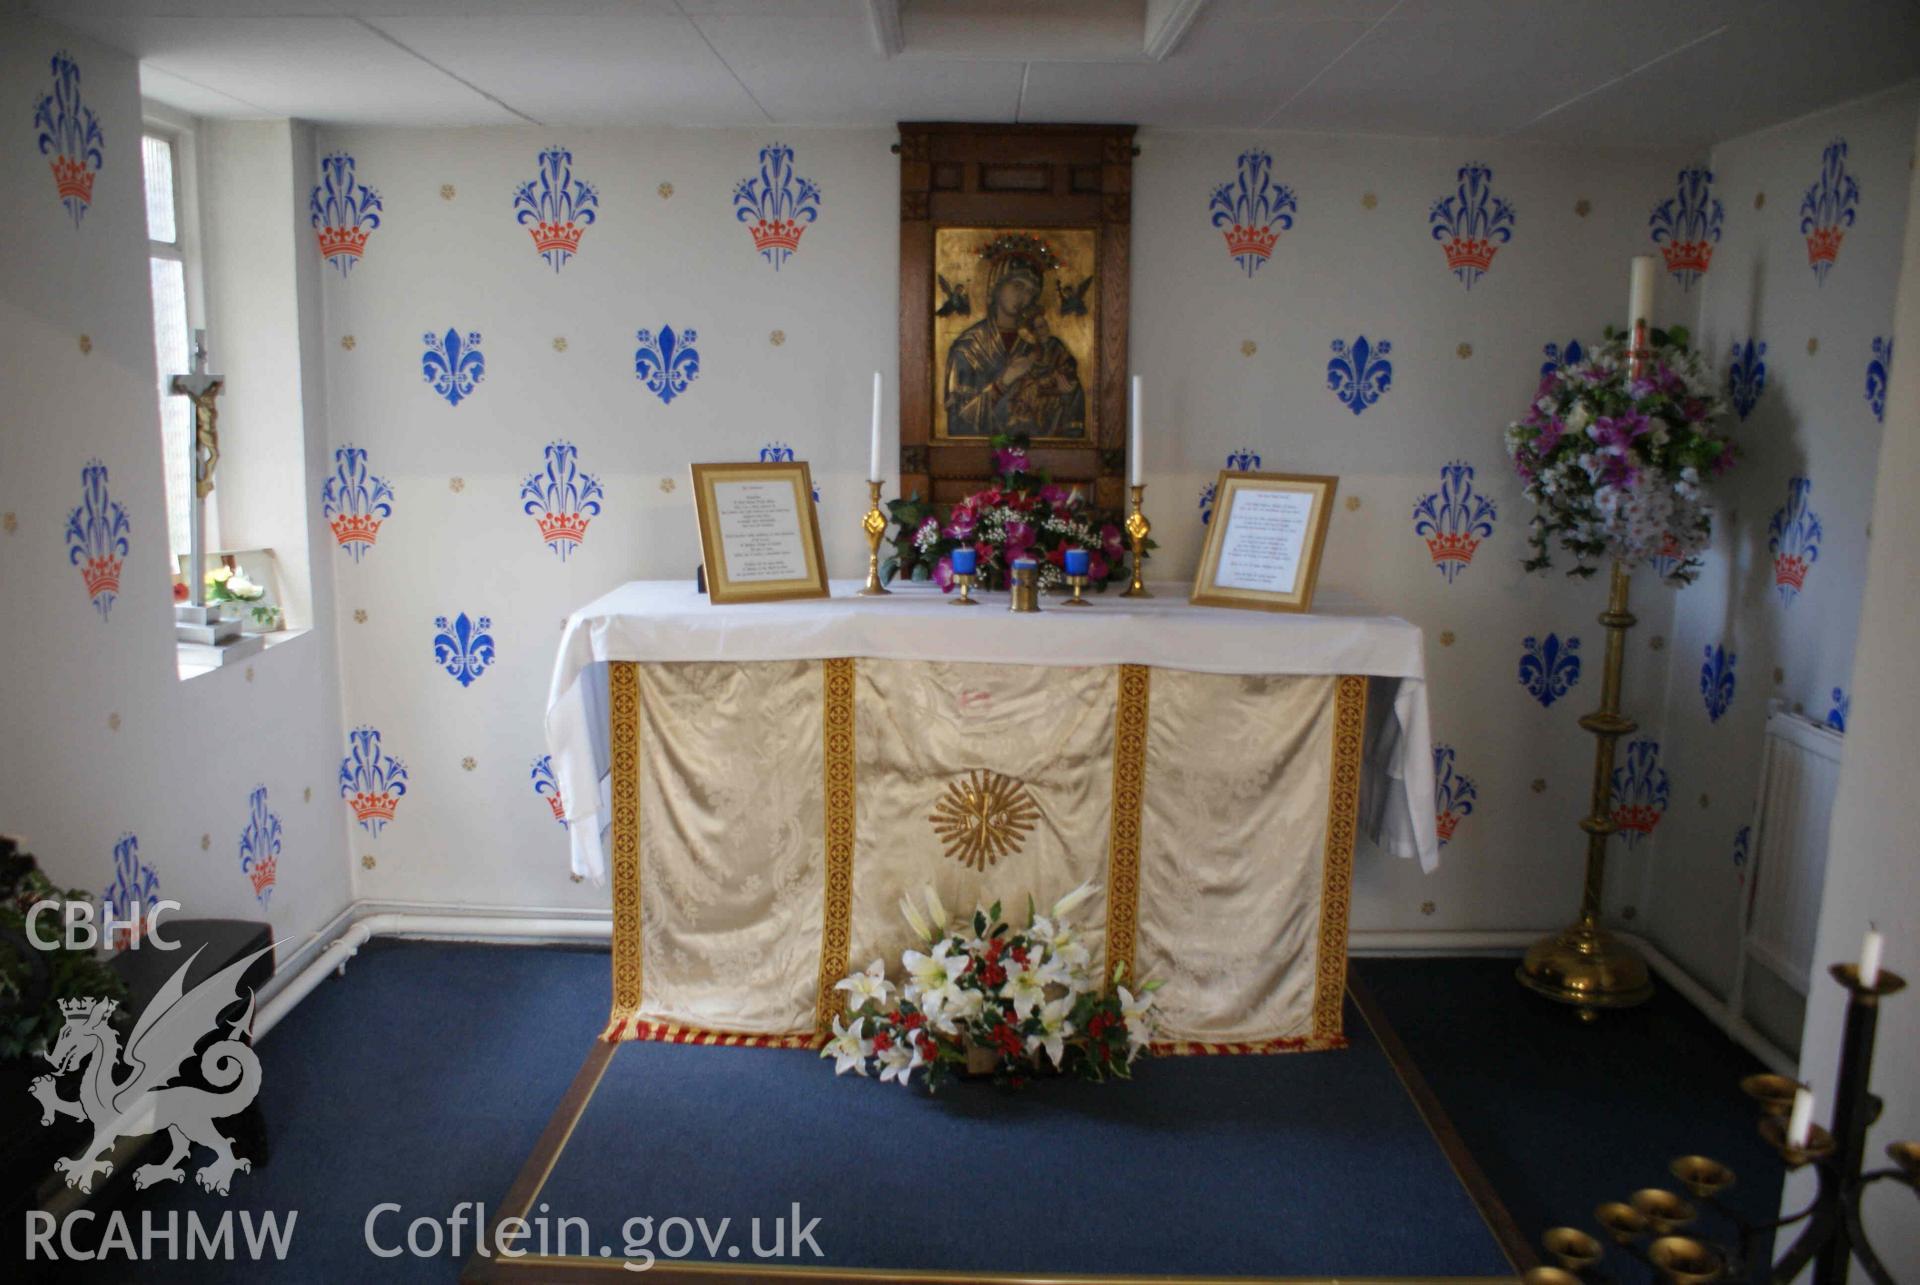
[1731, 824, 1751, 887]
[237, 785, 281, 909]
[1727, 339, 1767, 421]
[514, 146, 599, 272]
[1649, 166, 1724, 290]
[1767, 477, 1822, 605]
[1198, 449, 1262, 525]
[433, 612, 496, 687]
[1208, 149, 1296, 278]
[1540, 339, 1586, 378]
[1700, 644, 1736, 723]
[422, 329, 485, 406]
[341, 726, 408, 835]
[1827, 687, 1850, 733]
[531, 754, 567, 828]
[1428, 163, 1515, 289]
[1327, 336, 1392, 417]
[1609, 740, 1670, 848]
[1519, 633, 1581, 708]
[636, 325, 700, 405]
[1800, 138, 1859, 284]
[34, 51, 104, 229]
[734, 144, 822, 271]
[1866, 337, 1892, 424]
[1433, 744, 1477, 848]
[1412, 461, 1496, 585]
[101, 834, 158, 948]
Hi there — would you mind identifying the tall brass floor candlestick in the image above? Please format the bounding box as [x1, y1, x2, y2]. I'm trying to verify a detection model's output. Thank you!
[858, 480, 891, 596]
[1121, 484, 1151, 598]
[1518, 556, 1653, 1019]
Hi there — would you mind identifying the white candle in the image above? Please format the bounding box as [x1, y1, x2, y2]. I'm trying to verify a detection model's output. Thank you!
[869, 372, 883, 482]
[1627, 255, 1656, 340]
[1129, 375, 1143, 487]
[1787, 1085, 1814, 1148]
[1860, 923, 1883, 987]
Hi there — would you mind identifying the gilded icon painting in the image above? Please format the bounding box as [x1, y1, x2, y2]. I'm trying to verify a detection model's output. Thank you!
[932, 227, 1097, 442]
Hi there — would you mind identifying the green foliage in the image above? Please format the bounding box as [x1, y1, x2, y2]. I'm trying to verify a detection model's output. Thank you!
[0, 841, 127, 1060]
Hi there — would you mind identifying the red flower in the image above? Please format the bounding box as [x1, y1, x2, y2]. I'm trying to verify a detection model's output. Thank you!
[983, 937, 1005, 962]
[991, 1019, 1022, 1056]
[981, 962, 1006, 987]
[872, 1029, 893, 1052]
[902, 1011, 926, 1033]
[1088, 1011, 1116, 1039]
[1010, 945, 1029, 965]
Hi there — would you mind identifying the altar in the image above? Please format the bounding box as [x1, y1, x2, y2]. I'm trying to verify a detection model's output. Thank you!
[545, 581, 1437, 1053]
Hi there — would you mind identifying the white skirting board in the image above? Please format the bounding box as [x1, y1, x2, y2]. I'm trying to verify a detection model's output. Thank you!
[250, 906, 1796, 1077]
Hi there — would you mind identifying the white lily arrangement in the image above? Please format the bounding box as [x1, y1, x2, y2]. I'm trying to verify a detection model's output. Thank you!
[823, 881, 1160, 1092]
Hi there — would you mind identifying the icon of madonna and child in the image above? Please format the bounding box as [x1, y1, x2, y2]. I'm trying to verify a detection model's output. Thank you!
[936, 230, 1094, 441]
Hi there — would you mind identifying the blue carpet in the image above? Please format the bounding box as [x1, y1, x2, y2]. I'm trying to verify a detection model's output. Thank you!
[533, 1008, 1510, 1278]
[1352, 956, 1785, 1269]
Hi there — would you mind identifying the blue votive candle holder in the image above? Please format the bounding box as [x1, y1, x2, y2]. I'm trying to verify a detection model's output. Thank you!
[950, 548, 978, 575]
[1063, 548, 1090, 576]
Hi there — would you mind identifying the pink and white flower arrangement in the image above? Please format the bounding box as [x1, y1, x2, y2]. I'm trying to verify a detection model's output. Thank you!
[882, 434, 1133, 592]
[1505, 326, 1736, 583]
[823, 882, 1158, 1091]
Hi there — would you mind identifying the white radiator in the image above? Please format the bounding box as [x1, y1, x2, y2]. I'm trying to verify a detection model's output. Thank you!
[1734, 704, 1846, 1007]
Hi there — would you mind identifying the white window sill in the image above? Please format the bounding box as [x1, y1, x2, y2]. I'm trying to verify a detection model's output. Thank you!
[177, 627, 310, 681]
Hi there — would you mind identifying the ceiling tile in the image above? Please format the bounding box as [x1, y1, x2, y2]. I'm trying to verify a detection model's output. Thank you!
[693, 10, 1028, 124]
[367, 12, 768, 126]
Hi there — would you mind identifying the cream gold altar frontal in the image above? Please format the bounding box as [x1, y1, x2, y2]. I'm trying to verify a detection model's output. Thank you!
[602, 659, 1364, 1054]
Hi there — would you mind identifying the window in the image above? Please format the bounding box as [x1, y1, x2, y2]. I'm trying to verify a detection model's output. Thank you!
[140, 116, 207, 562]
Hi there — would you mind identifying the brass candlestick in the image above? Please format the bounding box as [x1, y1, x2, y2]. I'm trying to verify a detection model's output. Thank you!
[858, 480, 891, 596]
[1121, 483, 1151, 598]
[1518, 322, 1654, 1021]
[950, 572, 979, 606]
[1525, 962, 1916, 1285]
[1062, 572, 1090, 606]
[1008, 562, 1040, 613]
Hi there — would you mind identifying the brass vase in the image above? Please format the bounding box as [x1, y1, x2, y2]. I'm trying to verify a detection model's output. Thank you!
[1517, 558, 1654, 1019]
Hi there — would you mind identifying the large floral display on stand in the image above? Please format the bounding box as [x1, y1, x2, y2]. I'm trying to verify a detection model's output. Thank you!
[823, 883, 1158, 1092]
[1504, 325, 1736, 584]
[882, 436, 1135, 592]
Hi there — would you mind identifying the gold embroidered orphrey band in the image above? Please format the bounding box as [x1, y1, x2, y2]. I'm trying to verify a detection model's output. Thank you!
[602, 661, 1366, 1054]
[602, 661, 643, 1040]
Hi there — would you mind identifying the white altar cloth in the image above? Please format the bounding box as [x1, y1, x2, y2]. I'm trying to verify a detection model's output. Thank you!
[545, 580, 1439, 881]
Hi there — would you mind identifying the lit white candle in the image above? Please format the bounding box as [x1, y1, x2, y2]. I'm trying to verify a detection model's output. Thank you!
[1787, 1085, 1814, 1148]
[869, 372, 883, 482]
[1860, 923, 1883, 988]
[1129, 375, 1143, 487]
[1627, 255, 1656, 340]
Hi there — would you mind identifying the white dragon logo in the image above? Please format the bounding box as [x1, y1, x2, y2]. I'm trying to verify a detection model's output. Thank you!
[30, 945, 270, 1196]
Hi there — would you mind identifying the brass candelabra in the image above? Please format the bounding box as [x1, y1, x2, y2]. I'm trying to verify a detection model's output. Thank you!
[1525, 964, 1914, 1285]
[1121, 484, 1151, 598]
[1518, 323, 1655, 1020]
[858, 480, 891, 596]
[1061, 572, 1090, 606]
[949, 572, 979, 606]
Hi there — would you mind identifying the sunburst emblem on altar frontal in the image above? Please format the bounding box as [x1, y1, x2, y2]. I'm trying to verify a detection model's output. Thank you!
[930, 770, 1040, 871]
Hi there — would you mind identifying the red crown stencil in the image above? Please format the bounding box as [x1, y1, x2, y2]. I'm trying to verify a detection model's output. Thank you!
[1441, 237, 1499, 275]
[1774, 554, 1810, 593]
[349, 792, 398, 824]
[527, 220, 585, 258]
[80, 555, 122, 601]
[1220, 223, 1279, 262]
[50, 155, 94, 207]
[1424, 532, 1480, 567]
[748, 219, 808, 256]
[1805, 226, 1844, 269]
[1660, 240, 1714, 279]
[536, 512, 591, 546]
[316, 224, 371, 262]
[329, 513, 382, 547]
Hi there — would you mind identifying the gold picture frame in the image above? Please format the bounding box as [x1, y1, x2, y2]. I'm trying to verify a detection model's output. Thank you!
[689, 461, 830, 605]
[1191, 471, 1339, 614]
[931, 225, 1097, 443]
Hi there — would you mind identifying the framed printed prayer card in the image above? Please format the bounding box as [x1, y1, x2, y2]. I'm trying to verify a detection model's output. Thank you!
[689, 461, 830, 605]
[1191, 471, 1338, 614]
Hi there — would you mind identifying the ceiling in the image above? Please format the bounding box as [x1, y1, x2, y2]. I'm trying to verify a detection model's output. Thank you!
[32, 0, 1920, 148]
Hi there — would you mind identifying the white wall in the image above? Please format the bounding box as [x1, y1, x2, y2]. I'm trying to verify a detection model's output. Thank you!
[1780, 103, 1920, 1279]
[1648, 87, 1918, 1027]
[0, 19, 353, 969]
[317, 121, 1710, 934]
